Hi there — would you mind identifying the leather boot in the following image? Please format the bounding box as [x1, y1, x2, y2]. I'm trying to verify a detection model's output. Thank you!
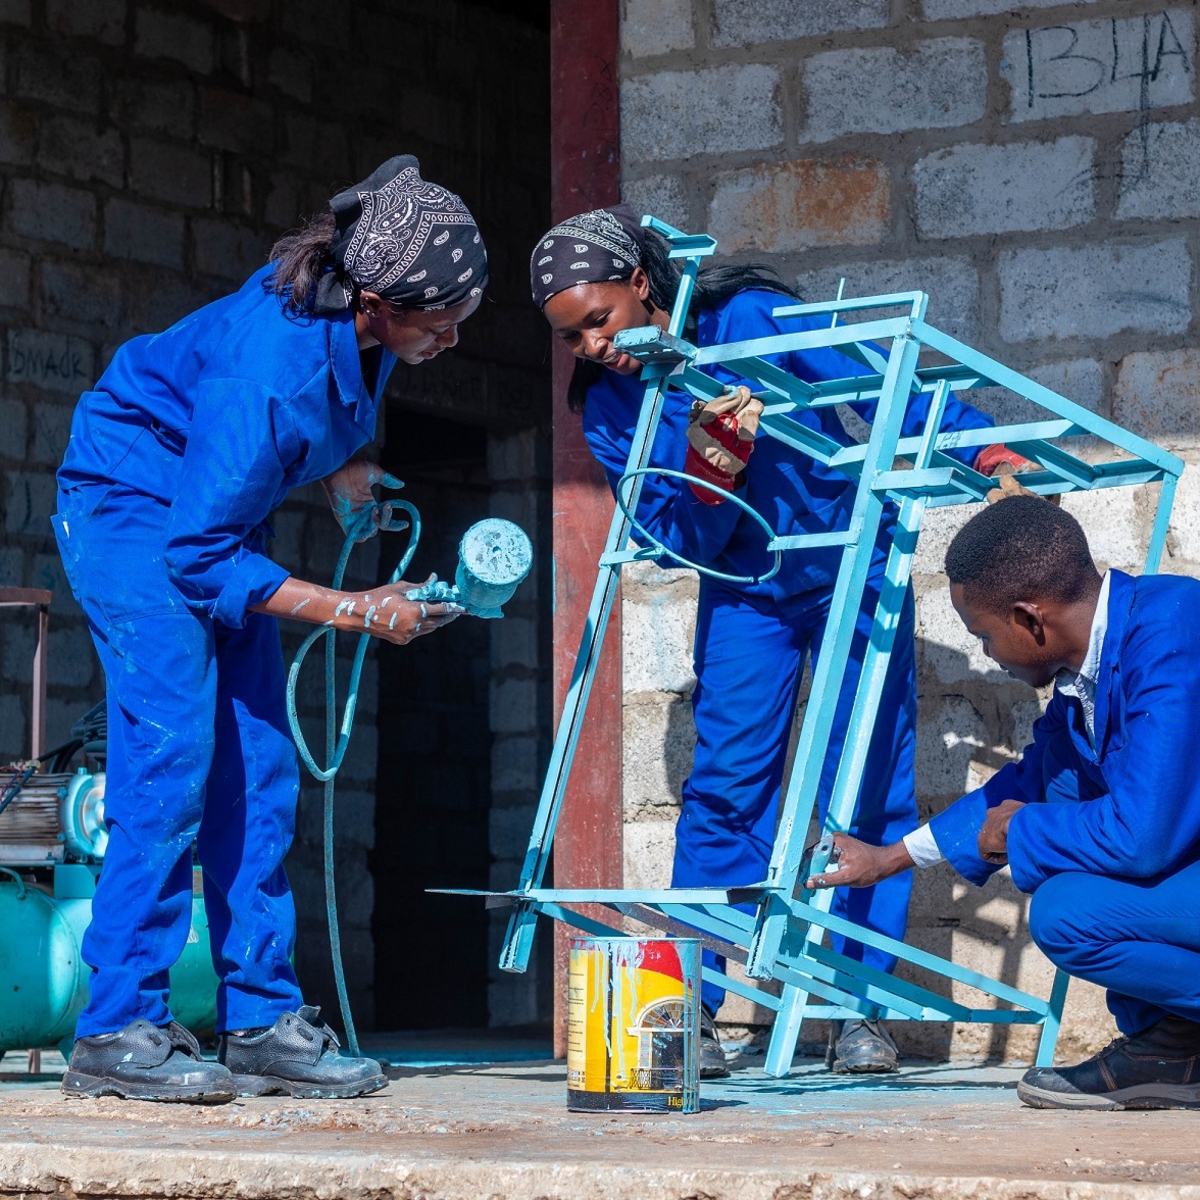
[63, 1019, 235, 1103]
[1019, 1015, 1200, 1110]
[218, 1006, 386, 1099]
[828, 1018, 899, 1073]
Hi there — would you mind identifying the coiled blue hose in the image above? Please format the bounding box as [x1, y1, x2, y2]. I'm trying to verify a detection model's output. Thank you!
[285, 499, 421, 1058]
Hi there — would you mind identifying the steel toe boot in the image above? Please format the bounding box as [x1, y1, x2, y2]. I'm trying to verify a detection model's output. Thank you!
[218, 1006, 386, 1099]
[828, 1018, 899, 1073]
[63, 1019, 235, 1103]
[1018, 1015, 1200, 1110]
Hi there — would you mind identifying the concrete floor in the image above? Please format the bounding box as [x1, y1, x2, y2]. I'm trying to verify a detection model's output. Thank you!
[1, 1045, 1198, 1198]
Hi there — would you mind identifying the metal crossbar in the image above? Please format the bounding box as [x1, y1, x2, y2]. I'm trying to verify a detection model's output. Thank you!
[435, 216, 1184, 1077]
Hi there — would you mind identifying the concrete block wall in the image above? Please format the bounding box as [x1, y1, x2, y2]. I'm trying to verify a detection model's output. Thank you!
[618, 0, 1200, 1061]
[0, 0, 551, 1031]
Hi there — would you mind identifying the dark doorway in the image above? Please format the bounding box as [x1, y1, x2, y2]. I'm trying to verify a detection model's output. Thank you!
[367, 0, 552, 1032]
[372, 412, 492, 1029]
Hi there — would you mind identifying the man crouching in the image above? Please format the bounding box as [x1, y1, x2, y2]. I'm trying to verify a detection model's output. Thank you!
[808, 494, 1200, 1111]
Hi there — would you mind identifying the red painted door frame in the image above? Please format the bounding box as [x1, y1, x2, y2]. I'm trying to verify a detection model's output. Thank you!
[549, 0, 622, 1056]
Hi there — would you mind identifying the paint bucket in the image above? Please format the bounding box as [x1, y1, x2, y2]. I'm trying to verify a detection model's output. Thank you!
[566, 936, 701, 1113]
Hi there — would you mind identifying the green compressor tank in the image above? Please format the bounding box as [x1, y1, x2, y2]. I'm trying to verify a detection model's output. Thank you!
[0, 864, 218, 1055]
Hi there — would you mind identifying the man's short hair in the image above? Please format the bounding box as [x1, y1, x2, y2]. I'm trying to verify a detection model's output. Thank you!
[944, 495, 1099, 612]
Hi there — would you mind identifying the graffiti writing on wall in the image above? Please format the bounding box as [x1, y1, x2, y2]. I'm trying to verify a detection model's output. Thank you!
[1002, 11, 1193, 122]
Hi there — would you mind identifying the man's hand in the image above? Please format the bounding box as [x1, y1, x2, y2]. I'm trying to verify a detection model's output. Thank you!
[322, 461, 405, 541]
[803, 833, 915, 891]
[978, 799, 1025, 865]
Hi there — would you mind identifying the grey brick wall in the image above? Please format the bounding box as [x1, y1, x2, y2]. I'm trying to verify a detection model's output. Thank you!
[618, 0, 1200, 1062]
[0, 0, 550, 1032]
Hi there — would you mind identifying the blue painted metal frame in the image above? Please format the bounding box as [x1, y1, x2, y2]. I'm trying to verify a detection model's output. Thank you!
[437, 217, 1184, 1078]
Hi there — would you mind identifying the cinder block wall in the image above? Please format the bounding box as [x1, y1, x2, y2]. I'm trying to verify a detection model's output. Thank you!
[0, 0, 550, 1031]
[617, 0, 1199, 1061]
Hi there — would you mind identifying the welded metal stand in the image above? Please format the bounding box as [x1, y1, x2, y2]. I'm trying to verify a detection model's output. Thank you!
[437, 217, 1184, 1076]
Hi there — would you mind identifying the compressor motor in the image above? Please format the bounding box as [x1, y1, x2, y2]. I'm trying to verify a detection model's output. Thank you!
[0, 766, 107, 866]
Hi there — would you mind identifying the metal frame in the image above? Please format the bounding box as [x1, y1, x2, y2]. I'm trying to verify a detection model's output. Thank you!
[438, 218, 1184, 1077]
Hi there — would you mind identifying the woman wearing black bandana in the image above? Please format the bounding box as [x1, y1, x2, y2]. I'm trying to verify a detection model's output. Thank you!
[533, 206, 1021, 1078]
[52, 157, 486, 1103]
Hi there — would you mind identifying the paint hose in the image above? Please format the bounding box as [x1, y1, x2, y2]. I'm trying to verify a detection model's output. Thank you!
[285, 498, 422, 1059]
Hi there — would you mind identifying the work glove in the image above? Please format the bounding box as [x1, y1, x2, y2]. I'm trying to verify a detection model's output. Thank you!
[683, 386, 763, 506]
[973, 444, 1035, 478]
[974, 444, 1061, 506]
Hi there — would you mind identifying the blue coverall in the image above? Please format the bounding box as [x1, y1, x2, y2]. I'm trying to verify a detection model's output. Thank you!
[930, 570, 1200, 1037]
[55, 266, 394, 1038]
[582, 290, 994, 1010]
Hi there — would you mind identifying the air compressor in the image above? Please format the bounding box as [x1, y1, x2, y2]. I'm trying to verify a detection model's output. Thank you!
[0, 708, 218, 1058]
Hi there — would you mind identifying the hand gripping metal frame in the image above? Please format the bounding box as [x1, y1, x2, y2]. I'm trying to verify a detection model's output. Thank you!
[434, 217, 1184, 1077]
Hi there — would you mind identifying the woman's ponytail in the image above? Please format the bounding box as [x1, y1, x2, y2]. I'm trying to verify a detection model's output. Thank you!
[266, 211, 339, 315]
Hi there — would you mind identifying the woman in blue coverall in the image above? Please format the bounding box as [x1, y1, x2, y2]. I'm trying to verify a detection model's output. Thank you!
[531, 206, 1015, 1076]
[54, 156, 483, 1104]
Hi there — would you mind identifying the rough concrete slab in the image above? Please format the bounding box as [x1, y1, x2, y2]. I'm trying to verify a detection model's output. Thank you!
[998, 240, 1191, 343]
[621, 63, 782, 161]
[914, 137, 1095, 239]
[2, 1058, 1200, 1198]
[708, 157, 890, 254]
[800, 38, 986, 142]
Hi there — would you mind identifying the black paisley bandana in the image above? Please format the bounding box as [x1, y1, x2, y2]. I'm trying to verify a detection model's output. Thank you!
[530, 204, 645, 308]
[313, 154, 488, 315]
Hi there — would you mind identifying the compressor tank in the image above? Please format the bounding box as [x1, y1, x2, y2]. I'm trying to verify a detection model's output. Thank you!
[0, 867, 219, 1054]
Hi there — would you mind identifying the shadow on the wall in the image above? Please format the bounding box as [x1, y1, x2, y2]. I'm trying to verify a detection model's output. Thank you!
[663, 691, 698, 805]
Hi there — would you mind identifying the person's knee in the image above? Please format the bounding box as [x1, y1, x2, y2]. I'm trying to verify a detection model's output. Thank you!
[1027, 873, 1092, 962]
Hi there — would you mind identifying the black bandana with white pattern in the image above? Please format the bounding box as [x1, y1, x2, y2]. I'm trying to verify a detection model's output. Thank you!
[530, 204, 644, 308]
[314, 155, 488, 315]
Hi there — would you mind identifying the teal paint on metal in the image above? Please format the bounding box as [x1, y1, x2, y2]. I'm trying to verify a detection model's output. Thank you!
[406, 518, 533, 618]
[450, 214, 1185, 1079]
[0, 871, 217, 1053]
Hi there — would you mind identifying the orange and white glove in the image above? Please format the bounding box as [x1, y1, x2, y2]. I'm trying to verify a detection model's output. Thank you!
[974, 444, 1034, 478]
[683, 386, 763, 506]
[974, 444, 1062, 505]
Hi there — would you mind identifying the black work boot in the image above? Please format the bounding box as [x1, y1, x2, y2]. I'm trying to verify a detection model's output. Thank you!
[1018, 1015, 1200, 1110]
[218, 1006, 386, 1099]
[699, 1008, 730, 1079]
[828, 1018, 899, 1073]
[63, 1019, 235, 1103]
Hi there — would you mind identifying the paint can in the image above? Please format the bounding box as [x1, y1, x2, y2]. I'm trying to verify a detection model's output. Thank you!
[566, 936, 701, 1113]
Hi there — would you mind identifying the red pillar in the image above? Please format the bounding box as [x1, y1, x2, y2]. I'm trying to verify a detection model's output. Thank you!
[549, 0, 622, 1057]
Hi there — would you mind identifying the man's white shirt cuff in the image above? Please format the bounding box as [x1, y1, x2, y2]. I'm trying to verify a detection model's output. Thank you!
[902, 823, 945, 868]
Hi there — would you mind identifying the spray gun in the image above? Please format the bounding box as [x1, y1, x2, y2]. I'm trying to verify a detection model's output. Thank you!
[404, 518, 533, 619]
[286, 491, 533, 1059]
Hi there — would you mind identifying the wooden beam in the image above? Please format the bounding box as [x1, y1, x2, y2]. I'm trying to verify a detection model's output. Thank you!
[549, 0, 622, 1059]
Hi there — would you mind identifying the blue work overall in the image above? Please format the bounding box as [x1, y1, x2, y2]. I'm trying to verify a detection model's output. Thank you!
[583, 290, 995, 1011]
[55, 267, 394, 1038]
[931, 571, 1200, 1037]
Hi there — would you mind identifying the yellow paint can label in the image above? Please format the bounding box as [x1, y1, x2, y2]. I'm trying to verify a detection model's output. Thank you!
[566, 936, 701, 1113]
